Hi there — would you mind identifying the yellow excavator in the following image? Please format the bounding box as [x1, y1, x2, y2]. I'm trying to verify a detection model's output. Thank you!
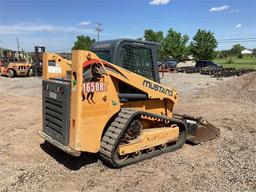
[39, 39, 220, 168]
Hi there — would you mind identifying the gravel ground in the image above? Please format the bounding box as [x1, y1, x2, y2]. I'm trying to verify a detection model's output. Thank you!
[0, 72, 255, 192]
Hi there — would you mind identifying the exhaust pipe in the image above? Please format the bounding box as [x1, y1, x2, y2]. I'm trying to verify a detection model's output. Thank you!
[173, 114, 220, 144]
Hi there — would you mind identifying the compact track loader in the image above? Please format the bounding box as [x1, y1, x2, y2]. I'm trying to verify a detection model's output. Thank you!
[39, 40, 220, 168]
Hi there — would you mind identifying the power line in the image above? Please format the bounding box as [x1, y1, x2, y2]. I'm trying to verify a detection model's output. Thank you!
[217, 38, 256, 44]
[48, 22, 103, 51]
[45, 38, 256, 52]
[218, 40, 256, 44]
[217, 37, 256, 41]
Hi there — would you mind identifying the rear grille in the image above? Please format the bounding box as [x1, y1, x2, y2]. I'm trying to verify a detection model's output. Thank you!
[42, 80, 71, 146]
[45, 97, 64, 138]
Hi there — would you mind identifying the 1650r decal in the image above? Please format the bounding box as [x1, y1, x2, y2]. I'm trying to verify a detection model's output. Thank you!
[143, 79, 173, 96]
[83, 82, 107, 93]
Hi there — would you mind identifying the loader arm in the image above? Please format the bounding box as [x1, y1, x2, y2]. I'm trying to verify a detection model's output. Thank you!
[98, 59, 179, 118]
[101, 59, 178, 101]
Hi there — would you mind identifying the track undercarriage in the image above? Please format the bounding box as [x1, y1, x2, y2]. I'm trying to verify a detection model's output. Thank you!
[100, 108, 220, 168]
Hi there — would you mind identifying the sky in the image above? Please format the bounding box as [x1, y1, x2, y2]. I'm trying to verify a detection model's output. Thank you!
[0, 0, 255, 51]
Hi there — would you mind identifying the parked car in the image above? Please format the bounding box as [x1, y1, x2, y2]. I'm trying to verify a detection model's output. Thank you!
[164, 59, 177, 69]
[195, 60, 221, 68]
[157, 61, 162, 67]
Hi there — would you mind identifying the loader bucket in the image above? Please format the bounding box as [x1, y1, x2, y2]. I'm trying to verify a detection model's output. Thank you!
[173, 114, 220, 144]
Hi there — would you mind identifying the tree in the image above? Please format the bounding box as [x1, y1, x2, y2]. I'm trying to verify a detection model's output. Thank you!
[253, 48, 256, 56]
[144, 29, 164, 42]
[190, 29, 218, 60]
[230, 44, 245, 56]
[136, 37, 143, 41]
[144, 29, 166, 61]
[72, 35, 96, 50]
[217, 49, 231, 58]
[163, 28, 189, 62]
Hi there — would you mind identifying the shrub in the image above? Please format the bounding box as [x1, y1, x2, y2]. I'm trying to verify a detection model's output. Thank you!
[237, 54, 243, 58]
[227, 57, 234, 64]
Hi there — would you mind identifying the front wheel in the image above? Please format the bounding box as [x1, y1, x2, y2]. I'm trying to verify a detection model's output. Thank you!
[8, 70, 14, 78]
[27, 68, 33, 77]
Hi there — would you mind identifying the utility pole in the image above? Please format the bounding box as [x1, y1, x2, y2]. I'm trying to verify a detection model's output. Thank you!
[16, 36, 20, 51]
[95, 23, 102, 42]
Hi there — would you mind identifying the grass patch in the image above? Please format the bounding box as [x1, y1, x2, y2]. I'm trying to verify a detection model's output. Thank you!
[214, 56, 256, 69]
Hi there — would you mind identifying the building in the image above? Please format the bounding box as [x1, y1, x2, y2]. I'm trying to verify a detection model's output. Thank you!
[241, 49, 253, 55]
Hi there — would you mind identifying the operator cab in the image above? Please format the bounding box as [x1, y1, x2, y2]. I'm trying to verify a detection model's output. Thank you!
[91, 39, 160, 83]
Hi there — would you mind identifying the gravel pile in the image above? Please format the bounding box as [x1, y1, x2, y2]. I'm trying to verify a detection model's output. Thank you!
[201, 72, 256, 103]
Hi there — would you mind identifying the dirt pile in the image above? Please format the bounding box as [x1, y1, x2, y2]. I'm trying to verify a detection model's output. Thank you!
[201, 72, 256, 103]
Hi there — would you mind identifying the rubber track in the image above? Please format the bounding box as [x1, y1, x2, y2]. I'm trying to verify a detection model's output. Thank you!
[99, 108, 187, 168]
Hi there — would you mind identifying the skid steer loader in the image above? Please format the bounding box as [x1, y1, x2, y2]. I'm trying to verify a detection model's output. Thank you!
[39, 39, 220, 168]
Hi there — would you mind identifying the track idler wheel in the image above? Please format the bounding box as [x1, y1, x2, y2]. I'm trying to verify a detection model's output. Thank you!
[132, 151, 141, 158]
[159, 144, 167, 150]
[146, 147, 155, 154]
[113, 140, 129, 163]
